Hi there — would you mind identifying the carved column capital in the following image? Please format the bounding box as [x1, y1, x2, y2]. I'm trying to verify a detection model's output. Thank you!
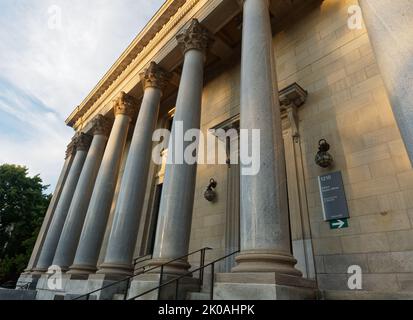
[65, 139, 76, 159]
[73, 132, 92, 152]
[113, 91, 136, 119]
[141, 62, 171, 91]
[91, 114, 112, 137]
[176, 19, 214, 55]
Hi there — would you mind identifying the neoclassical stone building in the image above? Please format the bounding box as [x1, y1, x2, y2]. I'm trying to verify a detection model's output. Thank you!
[18, 0, 413, 300]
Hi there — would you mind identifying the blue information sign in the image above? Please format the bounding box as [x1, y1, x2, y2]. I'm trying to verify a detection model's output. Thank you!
[318, 171, 349, 221]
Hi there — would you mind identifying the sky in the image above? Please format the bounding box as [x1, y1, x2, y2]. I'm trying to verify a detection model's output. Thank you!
[0, 0, 165, 192]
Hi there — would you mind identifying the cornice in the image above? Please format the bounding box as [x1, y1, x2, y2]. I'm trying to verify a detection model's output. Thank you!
[66, 0, 202, 128]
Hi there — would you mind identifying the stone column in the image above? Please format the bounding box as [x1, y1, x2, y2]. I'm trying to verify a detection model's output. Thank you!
[98, 62, 170, 277]
[52, 115, 112, 271]
[33, 133, 90, 273]
[24, 141, 76, 273]
[359, 0, 413, 165]
[149, 19, 213, 274]
[232, 0, 301, 276]
[68, 92, 136, 275]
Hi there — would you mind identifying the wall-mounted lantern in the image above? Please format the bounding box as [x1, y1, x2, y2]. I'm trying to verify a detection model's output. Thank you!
[204, 179, 217, 202]
[315, 139, 333, 168]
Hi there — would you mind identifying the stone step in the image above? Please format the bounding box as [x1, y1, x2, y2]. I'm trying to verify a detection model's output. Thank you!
[186, 292, 211, 300]
[64, 293, 97, 300]
[0, 288, 37, 300]
[112, 293, 129, 300]
[322, 290, 413, 300]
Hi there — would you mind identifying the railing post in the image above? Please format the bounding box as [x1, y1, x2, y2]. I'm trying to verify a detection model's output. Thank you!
[175, 278, 180, 300]
[199, 249, 205, 283]
[210, 263, 215, 300]
[124, 278, 130, 300]
[157, 265, 164, 300]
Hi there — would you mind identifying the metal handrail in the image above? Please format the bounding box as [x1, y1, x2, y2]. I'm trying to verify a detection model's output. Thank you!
[72, 247, 212, 300]
[129, 250, 240, 300]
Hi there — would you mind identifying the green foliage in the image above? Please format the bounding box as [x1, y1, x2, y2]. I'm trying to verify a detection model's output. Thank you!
[0, 164, 51, 284]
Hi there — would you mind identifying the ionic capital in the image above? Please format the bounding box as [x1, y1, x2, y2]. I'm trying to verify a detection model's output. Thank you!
[113, 91, 136, 119]
[91, 114, 112, 137]
[142, 62, 171, 91]
[176, 19, 214, 55]
[73, 132, 92, 152]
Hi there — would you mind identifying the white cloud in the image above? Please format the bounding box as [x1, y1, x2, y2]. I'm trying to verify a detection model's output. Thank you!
[0, 0, 165, 190]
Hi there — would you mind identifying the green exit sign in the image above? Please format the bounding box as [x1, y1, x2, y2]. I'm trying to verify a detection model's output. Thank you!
[329, 218, 349, 229]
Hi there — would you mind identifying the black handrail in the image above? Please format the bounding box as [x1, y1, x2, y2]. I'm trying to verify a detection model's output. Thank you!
[129, 250, 240, 300]
[72, 247, 212, 300]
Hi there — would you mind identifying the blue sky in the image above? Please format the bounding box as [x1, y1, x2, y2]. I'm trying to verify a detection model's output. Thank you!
[0, 0, 165, 192]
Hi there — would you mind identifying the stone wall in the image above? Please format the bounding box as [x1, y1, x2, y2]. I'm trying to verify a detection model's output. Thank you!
[130, 0, 413, 293]
[275, 0, 413, 292]
[189, 62, 241, 267]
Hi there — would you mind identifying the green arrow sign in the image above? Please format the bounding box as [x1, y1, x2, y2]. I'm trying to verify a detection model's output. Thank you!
[329, 218, 349, 229]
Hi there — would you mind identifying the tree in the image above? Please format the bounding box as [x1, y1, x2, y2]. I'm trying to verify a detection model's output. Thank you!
[0, 164, 51, 284]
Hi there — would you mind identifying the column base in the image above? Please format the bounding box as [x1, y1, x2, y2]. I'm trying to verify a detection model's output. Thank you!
[214, 272, 318, 300]
[67, 264, 97, 276]
[96, 262, 134, 277]
[128, 273, 200, 300]
[34, 273, 128, 300]
[17, 273, 41, 290]
[66, 274, 127, 300]
[35, 273, 72, 300]
[30, 267, 48, 275]
[145, 258, 191, 275]
[232, 250, 302, 277]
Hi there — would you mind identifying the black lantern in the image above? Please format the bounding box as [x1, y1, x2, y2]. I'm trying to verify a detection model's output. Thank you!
[315, 139, 333, 168]
[204, 179, 217, 202]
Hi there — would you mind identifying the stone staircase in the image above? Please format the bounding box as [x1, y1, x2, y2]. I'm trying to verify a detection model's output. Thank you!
[0, 288, 37, 300]
[186, 291, 210, 300]
[321, 290, 413, 300]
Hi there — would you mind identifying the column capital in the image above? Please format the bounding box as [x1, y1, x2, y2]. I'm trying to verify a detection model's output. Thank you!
[74, 132, 92, 152]
[176, 19, 214, 55]
[141, 62, 172, 91]
[65, 139, 76, 159]
[113, 91, 136, 119]
[91, 114, 112, 137]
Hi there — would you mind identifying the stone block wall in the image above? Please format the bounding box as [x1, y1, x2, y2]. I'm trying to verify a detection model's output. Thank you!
[189, 62, 241, 266]
[275, 0, 413, 292]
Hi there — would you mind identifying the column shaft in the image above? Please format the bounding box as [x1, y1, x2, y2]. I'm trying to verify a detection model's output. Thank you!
[232, 0, 300, 276]
[149, 20, 212, 274]
[25, 144, 74, 273]
[69, 93, 135, 275]
[98, 65, 168, 276]
[53, 126, 109, 270]
[34, 139, 88, 272]
[359, 0, 413, 165]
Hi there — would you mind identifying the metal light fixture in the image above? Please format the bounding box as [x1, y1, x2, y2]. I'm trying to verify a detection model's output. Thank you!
[204, 179, 217, 202]
[315, 139, 333, 168]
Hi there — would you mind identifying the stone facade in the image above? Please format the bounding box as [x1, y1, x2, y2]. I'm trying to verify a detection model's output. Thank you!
[20, 0, 413, 299]
[274, 0, 413, 292]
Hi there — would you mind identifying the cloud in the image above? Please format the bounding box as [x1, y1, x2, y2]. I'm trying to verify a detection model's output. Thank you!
[0, 0, 165, 191]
